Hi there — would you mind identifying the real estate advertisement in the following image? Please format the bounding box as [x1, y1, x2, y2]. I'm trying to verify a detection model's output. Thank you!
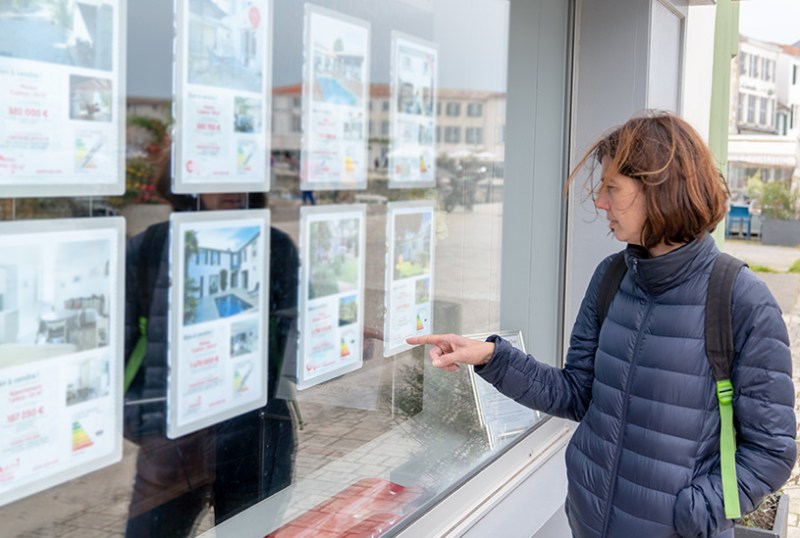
[0, 218, 124, 507]
[389, 33, 437, 188]
[174, 0, 272, 193]
[300, 4, 370, 191]
[384, 201, 435, 356]
[168, 210, 270, 438]
[298, 205, 366, 389]
[466, 331, 541, 449]
[0, 0, 125, 197]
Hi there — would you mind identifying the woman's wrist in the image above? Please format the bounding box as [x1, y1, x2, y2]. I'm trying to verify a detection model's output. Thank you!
[478, 342, 495, 366]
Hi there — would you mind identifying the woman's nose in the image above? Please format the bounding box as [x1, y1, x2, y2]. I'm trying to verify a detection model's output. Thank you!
[595, 193, 610, 211]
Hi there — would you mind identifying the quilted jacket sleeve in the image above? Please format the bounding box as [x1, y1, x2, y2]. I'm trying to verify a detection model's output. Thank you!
[475, 256, 614, 422]
[674, 269, 796, 538]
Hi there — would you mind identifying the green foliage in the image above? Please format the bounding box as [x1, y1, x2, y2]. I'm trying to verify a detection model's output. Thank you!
[395, 260, 425, 279]
[129, 116, 169, 149]
[183, 278, 200, 324]
[788, 259, 800, 274]
[183, 231, 200, 323]
[121, 157, 165, 205]
[745, 172, 764, 201]
[747, 264, 778, 274]
[760, 180, 799, 220]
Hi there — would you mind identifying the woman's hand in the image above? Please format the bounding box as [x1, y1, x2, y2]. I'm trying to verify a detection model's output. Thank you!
[406, 334, 495, 372]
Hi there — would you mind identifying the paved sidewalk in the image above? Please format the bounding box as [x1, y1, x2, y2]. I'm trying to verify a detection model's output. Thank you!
[725, 240, 800, 535]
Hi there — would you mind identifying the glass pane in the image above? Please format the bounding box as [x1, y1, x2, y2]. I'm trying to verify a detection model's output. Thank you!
[0, 1, 542, 536]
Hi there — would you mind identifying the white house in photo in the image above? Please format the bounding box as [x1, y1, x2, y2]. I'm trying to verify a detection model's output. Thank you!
[186, 229, 260, 303]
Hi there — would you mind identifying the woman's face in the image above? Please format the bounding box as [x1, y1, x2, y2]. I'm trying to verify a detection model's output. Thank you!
[200, 193, 246, 210]
[595, 157, 647, 246]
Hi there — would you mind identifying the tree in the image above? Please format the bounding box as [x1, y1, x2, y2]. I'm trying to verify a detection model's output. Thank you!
[761, 180, 799, 221]
[745, 171, 763, 201]
[183, 231, 200, 323]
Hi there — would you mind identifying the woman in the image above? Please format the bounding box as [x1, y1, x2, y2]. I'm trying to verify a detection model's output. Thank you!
[124, 178, 299, 536]
[408, 112, 795, 538]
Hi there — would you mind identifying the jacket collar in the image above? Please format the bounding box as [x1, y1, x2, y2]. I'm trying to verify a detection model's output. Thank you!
[623, 233, 718, 296]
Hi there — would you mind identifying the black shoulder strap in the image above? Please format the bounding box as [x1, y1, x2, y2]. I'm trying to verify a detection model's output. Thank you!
[596, 251, 627, 329]
[136, 221, 170, 320]
[705, 253, 746, 381]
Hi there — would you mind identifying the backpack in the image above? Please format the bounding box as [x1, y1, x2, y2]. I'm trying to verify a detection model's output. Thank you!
[124, 221, 170, 394]
[596, 251, 745, 520]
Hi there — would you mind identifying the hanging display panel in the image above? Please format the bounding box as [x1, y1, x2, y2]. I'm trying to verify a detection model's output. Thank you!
[389, 32, 437, 188]
[173, 0, 272, 193]
[0, 217, 125, 507]
[466, 330, 541, 449]
[300, 4, 370, 191]
[297, 204, 366, 389]
[168, 210, 270, 438]
[0, 0, 126, 197]
[383, 201, 435, 356]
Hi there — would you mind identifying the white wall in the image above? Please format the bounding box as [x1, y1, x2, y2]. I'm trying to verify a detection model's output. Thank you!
[681, 4, 717, 141]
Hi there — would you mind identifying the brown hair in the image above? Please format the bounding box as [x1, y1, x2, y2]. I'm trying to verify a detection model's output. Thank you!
[568, 111, 729, 250]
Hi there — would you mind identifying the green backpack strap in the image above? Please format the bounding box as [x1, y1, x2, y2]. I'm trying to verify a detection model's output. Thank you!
[705, 253, 746, 520]
[124, 222, 170, 395]
[124, 317, 148, 393]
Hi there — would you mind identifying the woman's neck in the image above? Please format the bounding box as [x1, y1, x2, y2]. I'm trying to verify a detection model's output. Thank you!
[648, 241, 686, 258]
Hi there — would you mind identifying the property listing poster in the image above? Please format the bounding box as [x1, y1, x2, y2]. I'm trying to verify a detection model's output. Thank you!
[0, 218, 124, 507]
[466, 331, 540, 449]
[298, 205, 366, 390]
[174, 0, 272, 193]
[384, 201, 435, 356]
[301, 5, 370, 191]
[0, 0, 125, 197]
[168, 210, 270, 438]
[389, 33, 437, 188]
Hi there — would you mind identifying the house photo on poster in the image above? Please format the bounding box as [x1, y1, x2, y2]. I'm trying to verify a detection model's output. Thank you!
[168, 210, 270, 438]
[301, 4, 370, 191]
[174, 0, 272, 193]
[0, 0, 125, 197]
[465, 330, 541, 449]
[298, 205, 366, 390]
[0, 218, 124, 507]
[384, 201, 435, 356]
[389, 33, 437, 188]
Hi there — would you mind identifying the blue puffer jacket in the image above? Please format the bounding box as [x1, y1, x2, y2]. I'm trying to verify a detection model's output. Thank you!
[477, 234, 795, 537]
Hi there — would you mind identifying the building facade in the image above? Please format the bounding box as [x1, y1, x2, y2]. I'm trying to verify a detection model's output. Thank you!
[728, 36, 800, 193]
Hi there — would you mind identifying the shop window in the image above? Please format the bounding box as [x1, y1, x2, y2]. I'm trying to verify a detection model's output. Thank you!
[445, 126, 462, 143]
[0, 1, 529, 536]
[466, 127, 484, 144]
[737, 92, 745, 123]
[467, 102, 483, 117]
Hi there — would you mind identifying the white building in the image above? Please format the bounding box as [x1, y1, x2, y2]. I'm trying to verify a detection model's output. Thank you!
[728, 36, 800, 192]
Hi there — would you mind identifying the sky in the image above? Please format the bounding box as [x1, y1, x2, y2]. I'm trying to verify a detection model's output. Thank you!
[738, 0, 800, 46]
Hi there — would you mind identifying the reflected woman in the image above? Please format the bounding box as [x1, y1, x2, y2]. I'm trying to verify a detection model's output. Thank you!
[124, 158, 299, 536]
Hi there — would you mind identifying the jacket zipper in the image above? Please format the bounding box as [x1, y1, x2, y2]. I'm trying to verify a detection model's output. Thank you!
[599, 288, 653, 537]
